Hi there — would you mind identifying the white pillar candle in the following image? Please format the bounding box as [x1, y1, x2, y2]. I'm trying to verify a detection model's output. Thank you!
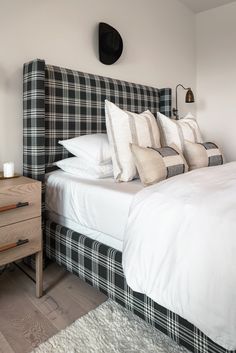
[3, 162, 14, 178]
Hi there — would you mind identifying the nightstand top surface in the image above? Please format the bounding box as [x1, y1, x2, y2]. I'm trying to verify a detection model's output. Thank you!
[0, 176, 40, 189]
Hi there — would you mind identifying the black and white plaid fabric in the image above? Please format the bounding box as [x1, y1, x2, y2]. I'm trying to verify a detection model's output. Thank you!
[201, 142, 223, 166]
[150, 146, 186, 177]
[23, 59, 230, 353]
[23, 59, 46, 182]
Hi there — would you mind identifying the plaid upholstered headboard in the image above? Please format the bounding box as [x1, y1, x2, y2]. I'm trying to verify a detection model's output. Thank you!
[23, 59, 172, 182]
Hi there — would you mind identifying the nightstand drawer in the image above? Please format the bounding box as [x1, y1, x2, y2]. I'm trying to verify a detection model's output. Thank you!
[0, 217, 42, 266]
[0, 177, 41, 227]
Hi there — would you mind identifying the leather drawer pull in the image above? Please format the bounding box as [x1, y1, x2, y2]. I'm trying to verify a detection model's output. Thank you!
[0, 202, 29, 213]
[0, 239, 29, 253]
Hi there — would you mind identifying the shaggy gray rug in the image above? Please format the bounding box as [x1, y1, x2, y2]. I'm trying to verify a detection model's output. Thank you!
[32, 299, 189, 353]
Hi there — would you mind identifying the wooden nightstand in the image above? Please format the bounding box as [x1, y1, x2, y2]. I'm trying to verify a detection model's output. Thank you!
[0, 176, 43, 297]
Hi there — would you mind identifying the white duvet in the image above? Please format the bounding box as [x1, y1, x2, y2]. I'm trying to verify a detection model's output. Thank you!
[123, 162, 236, 350]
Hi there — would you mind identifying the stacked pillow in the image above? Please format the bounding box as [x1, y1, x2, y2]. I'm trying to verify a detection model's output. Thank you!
[59, 133, 111, 165]
[57, 102, 223, 184]
[156, 112, 223, 171]
[56, 133, 113, 179]
[105, 101, 224, 186]
[55, 157, 113, 179]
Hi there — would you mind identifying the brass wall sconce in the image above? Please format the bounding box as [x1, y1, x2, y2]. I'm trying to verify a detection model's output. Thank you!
[173, 84, 195, 120]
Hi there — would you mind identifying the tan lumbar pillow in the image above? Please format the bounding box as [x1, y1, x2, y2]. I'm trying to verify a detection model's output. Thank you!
[130, 143, 188, 186]
[184, 141, 223, 170]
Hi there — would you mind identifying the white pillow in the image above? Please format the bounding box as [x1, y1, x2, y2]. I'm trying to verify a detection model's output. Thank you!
[157, 112, 203, 152]
[105, 100, 161, 182]
[55, 157, 113, 179]
[59, 133, 111, 165]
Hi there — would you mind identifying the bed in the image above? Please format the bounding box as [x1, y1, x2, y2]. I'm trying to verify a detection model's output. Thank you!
[23, 59, 231, 353]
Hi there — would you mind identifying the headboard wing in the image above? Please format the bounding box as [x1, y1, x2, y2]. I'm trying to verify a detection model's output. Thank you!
[23, 59, 172, 181]
[23, 59, 45, 181]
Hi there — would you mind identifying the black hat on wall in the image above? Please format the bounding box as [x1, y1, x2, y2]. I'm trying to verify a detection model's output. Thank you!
[99, 22, 123, 65]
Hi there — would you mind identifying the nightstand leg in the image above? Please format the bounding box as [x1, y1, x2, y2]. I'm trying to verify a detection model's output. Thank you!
[35, 250, 43, 297]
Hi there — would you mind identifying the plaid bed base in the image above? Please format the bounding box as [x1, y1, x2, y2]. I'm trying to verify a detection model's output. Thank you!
[45, 220, 229, 353]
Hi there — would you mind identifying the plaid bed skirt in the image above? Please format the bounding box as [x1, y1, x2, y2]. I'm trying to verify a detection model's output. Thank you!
[45, 219, 230, 353]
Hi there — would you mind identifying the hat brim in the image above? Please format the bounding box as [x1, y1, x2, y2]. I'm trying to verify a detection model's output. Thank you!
[99, 22, 123, 65]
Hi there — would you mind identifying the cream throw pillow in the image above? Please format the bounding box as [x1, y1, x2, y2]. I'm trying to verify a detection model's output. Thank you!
[184, 141, 223, 170]
[105, 100, 161, 181]
[157, 112, 203, 151]
[131, 143, 188, 186]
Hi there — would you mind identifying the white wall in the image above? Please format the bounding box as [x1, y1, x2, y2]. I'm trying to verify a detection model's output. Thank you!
[196, 2, 236, 162]
[0, 0, 196, 173]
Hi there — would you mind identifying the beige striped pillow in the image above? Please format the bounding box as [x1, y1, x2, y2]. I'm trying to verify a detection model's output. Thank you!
[157, 112, 203, 152]
[184, 141, 223, 170]
[130, 143, 188, 186]
[105, 100, 161, 181]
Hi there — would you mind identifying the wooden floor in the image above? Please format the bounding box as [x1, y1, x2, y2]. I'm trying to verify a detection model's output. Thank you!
[0, 262, 107, 353]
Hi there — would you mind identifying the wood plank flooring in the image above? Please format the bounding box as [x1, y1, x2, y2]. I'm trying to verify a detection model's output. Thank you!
[0, 262, 107, 353]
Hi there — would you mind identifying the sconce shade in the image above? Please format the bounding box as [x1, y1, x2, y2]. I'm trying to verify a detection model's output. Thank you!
[185, 89, 195, 103]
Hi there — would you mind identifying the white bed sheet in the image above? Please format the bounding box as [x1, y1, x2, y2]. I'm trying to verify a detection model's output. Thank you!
[47, 211, 124, 251]
[45, 170, 143, 250]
